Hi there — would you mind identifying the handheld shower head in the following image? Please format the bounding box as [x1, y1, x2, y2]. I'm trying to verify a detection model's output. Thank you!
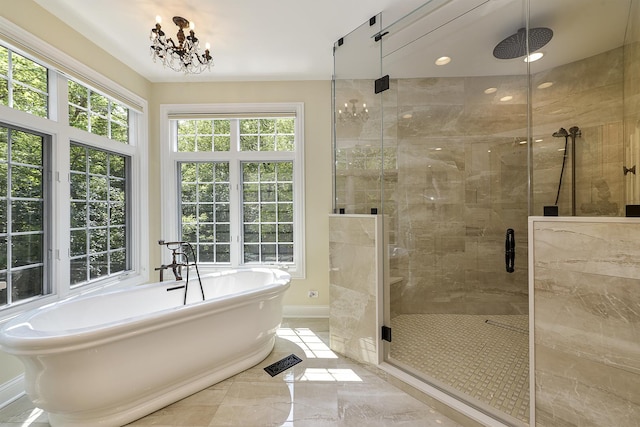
[553, 128, 568, 138]
[569, 126, 581, 138]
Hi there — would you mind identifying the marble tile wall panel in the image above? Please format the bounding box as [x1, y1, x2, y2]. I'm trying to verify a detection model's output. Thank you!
[532, 219, 640, 427]
[337, 45, 630, 318]
[390, 128, 529, 315]
[532, 48, 624, 128]
[625, 3, 640, 205]
[531, 48, 625, 217]
[625, 41, 640, 120]
[329, 215, 381, 365]
[575, 123, 624, 216]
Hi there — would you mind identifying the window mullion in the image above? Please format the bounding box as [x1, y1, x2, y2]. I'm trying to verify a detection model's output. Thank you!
[228, 160, 241, 267]
[5, 131, 12, 305]
[7, 50, 12, 108]
[228, 119, 241, 266]
[230, 119, 240, 154]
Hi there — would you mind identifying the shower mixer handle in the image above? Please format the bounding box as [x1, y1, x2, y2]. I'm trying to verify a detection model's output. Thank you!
[505, 228, 515, 273]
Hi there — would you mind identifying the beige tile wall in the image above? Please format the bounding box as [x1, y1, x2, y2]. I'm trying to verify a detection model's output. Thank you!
[530, 218, 640, 427]
[531, 47, 625, 217]
[335, 45, 629, 317]
[328, 215, 383, 365]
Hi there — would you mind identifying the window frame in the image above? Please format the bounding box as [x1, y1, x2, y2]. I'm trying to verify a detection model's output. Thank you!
[0, 45, 49, 118]
[160, 103, 305, 278]
[0, 17, 149, 319]
[0, 124, 52, 307]
[68, 142, 131, 286]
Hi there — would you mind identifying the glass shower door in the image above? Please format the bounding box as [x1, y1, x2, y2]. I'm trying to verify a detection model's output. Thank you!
[379, 0, 531, 424]
[333, 15, 383, 215]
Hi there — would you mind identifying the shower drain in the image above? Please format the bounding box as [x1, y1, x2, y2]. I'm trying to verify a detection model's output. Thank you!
[484, 319, 528, 335]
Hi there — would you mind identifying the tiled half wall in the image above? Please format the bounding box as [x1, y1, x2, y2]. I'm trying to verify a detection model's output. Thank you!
[530, 217, 640, 427]
[328, 214, 384, 365]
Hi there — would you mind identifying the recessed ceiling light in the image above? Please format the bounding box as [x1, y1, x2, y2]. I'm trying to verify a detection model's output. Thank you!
[500, 95, 513, 102]
[524, 52, 544, 62]
[435, 56, 451, 66]
[484, 87, 498, 94]
[402, 113, 413, 119]
[535, 139, 543, 142]
[434, 147, 443, 151]
[537, 81, 553, 89]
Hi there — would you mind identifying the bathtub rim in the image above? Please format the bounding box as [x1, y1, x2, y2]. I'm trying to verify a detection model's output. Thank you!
[0, 268, 291, 355]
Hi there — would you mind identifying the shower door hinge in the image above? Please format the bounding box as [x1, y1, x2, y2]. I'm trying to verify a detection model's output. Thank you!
[374, 75, 390, 94]
[374, 31, 389, 42]
[381, 325, 392, 342]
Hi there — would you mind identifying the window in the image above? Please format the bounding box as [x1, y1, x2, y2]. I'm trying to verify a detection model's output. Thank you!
[68, 80, 129, 143]
[0, 28, 147, 315]
[241, 161, 294, 263]
[69, 144, 129, 285]
[180, 161, 231, 263]
[0, 45, 48, 118]
[161, 104, 305, 277]
[0, 125, 49, 306]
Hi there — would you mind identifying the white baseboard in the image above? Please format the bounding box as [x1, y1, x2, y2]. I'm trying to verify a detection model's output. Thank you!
[0, 375, 24, 410]
[283, 305, 329, 318]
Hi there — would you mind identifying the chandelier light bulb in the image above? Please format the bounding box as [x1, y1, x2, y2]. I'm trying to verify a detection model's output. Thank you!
[189, 21, 195, 30]
[156, 15, 162, 24]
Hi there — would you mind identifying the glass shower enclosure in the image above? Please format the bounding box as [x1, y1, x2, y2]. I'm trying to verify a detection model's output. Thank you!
[333, 0, 633, 425]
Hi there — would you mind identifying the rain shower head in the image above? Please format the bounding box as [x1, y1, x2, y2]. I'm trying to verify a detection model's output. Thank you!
[493, 27, 553, 60]
[553, 128, 569, 138]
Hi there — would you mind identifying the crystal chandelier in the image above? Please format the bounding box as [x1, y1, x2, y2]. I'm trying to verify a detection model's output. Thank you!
[150, 16, 213, 74]
[337, 99, 369, 123]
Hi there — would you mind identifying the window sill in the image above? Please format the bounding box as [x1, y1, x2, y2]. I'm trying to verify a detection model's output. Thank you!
[0, 271, 148, 325]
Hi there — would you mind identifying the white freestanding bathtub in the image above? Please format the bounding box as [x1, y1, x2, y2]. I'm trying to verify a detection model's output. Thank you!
[0, 268, 291, 427]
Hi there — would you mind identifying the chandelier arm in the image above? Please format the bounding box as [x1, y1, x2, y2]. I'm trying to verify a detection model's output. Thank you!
[166, 38, 178, 50]
[152, 24, 165, 38]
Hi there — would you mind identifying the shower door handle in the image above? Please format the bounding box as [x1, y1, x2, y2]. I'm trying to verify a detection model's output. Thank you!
[505, 228, 515, 273]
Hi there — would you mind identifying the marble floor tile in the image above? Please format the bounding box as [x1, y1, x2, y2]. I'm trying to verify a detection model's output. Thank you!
[0, 318, 462, 427]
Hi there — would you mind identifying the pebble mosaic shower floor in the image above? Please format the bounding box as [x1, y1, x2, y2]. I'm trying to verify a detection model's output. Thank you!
[390, 314, 529, 424]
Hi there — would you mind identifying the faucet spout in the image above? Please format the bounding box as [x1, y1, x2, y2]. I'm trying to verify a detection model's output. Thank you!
[156, 240, 205, 304]
[154, 264, 167, 282]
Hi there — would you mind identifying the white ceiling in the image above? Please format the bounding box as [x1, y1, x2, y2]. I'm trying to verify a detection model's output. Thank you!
[33, 0, 632, 83]
[33, 0, 429, 82]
